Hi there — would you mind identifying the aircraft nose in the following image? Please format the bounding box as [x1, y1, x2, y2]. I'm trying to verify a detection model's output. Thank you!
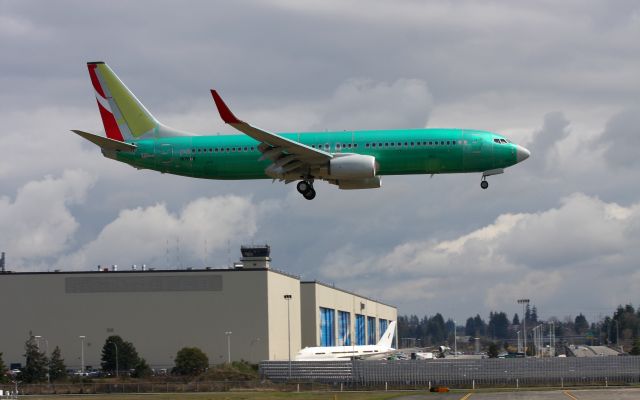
[516, 145, 530, 163]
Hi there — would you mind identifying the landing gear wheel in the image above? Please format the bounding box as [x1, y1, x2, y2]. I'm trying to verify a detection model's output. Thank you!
[480, 180, 489, 189]
[297, 181, 311, 194]
[303, 188, 316, 200]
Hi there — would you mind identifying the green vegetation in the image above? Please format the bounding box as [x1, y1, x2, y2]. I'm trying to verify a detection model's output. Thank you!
[3, 391, 421, 400]
[173, 347, 209, 376]
[19, 334, 48, 383]
[48, 346, 67, 382]
[0, 352, 8, 383]
[101, 335, 140, 374]
[200, 360, 259, 381]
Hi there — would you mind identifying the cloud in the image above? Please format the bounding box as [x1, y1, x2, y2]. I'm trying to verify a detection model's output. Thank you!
[320, 193, 640, 319]
[526, 111, 571, 172]
[0, 170, 95, 265]
[57, 195, 261, 270]
[593, 108, 640, 168]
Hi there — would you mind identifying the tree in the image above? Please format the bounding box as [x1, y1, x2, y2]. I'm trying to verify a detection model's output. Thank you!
[488, 312, 510, 339]
[101, 335, 140, 374]
[530, 306, 538, 324]
[19, 335, 48, 383]
[512, 313, 520, 326]
[0, 352, 8, 384]
[487, 342, 499, 358]
[574, 313, 589, 335]
[630, 338, 640, 356]
[49, 346, 67, 382]
[131, 358, 152, 378]
[173, 347, 209, 376]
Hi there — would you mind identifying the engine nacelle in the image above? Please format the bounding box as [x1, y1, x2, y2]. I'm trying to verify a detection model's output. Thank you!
[337, 176, 382, 190]
[317, 154, 377, 180]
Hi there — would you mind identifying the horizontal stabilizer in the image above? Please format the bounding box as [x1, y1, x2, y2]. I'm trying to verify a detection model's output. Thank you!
[71, 130, 136, 152]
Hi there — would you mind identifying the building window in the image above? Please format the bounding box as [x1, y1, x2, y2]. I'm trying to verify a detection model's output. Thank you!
[338, 310, 351, 346]
[367, 316, 376, 345]
[355, 314, 366, 345]
[320, 307, 335, 347]
[379, 319, 388, 341]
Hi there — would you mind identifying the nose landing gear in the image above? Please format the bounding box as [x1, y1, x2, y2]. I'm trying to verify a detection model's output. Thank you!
[297, 180, 316, 200]
[480, 168, 504, 190]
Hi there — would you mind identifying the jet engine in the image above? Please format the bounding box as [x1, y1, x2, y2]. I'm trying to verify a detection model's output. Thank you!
[317, 154, 377, 180]
[337, 176, 382, 190]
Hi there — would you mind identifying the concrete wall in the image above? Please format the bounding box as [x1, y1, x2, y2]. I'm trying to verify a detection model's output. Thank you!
[300, 282, 397, 348]
[0, 269, 295, 368]
[0, 270, 394, 369]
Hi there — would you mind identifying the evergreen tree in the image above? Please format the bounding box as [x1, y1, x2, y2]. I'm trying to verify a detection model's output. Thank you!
[49, 346, 67, 382]
[473, 314, 486, 336]
[487, 342, 499, 358]
[465, 317, 476, 336]
[0, 352, 9, 384]
[512, 313, 520, 326]
[101, 335, 140, 374]
[488, 312, 510, 339]
[173, 347, 209, 376]
[531, 306, 538, 324]
[525, 304, 531, 323]
[630, 338, 640, 356]
[19, 335, 48, 383]
[574, 313, 589, 335]
[131, 358, 152, 378]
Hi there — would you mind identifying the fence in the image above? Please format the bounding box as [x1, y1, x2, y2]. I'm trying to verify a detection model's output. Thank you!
[260, 357, 640, 388]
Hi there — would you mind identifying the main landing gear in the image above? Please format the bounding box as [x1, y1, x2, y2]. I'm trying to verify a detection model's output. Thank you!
[480, 178, 489, 189]
[297, 180, 316, 200]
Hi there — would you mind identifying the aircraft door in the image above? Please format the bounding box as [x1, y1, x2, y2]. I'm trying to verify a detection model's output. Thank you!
[463, 132, 483, 170]
[156, 143, 173, 171]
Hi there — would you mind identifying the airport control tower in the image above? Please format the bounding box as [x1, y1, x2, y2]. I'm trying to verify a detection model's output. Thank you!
[238, 244, 271, 268]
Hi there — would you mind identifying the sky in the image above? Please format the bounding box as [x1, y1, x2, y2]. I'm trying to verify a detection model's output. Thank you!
[1, 0, 639, 324]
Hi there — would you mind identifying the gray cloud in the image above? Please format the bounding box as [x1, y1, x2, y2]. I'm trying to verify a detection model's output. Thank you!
[594, 108, 640, 168]
[1, 1, 640, 320]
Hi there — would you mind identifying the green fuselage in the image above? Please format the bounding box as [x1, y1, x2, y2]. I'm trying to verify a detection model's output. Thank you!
[115, 128, 518, 180]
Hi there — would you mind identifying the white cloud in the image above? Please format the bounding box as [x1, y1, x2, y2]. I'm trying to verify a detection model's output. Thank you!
[0, 170, 95, 264]
[57, 195, 260, 270]
[321, 193, 640, 319]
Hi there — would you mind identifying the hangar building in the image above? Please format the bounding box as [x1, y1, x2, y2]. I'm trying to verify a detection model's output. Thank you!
[0, 246, 396, 369]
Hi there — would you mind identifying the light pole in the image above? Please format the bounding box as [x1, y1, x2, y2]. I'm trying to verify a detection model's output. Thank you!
[284, 294, 292, 378]
[225, 331, 232, 364]
[35, 335, 50, 384]
[109, 341, 119, 378]
[517, 299, 530, 357]
[79, 336, 86, 375]
[453, 320, 457, 359]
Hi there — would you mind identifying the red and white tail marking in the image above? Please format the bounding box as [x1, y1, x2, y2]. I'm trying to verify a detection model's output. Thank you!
[88, 63, 124, 142]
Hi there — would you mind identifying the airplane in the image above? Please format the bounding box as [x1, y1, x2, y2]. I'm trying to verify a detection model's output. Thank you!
[73, 62, 530, 200]
[294, 321, 397, 361]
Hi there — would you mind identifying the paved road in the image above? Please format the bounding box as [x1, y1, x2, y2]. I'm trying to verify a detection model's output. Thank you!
[396, 388, 640, 399]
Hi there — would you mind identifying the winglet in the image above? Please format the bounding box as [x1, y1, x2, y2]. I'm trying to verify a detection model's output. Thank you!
[211, 90, 241, 124]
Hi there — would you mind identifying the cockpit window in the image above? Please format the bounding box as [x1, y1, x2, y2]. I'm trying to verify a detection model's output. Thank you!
[494, 138, 501, 144]
[500, 139, 508, 144]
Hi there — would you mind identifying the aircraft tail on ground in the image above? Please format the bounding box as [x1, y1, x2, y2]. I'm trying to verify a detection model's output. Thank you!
[377, 321, 397, 348]
[87, 61, 159, 141]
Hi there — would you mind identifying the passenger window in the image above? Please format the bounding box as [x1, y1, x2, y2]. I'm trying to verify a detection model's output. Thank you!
[365, 143, 370, 148]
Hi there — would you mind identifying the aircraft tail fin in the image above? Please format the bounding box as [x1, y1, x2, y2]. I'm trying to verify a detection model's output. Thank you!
[86, 62, 159, 142]
[377, 321, 396, 348]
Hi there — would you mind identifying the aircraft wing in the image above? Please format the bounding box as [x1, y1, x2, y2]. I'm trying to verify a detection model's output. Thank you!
[71, 130, 136, 152]
[211, 90, 332, 178]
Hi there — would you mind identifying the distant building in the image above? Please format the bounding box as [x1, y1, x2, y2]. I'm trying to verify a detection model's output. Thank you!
[0, 246, 395, 369]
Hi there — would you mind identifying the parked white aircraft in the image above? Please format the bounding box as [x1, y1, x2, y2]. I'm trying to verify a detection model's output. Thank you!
[295, 321, 397, 361]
